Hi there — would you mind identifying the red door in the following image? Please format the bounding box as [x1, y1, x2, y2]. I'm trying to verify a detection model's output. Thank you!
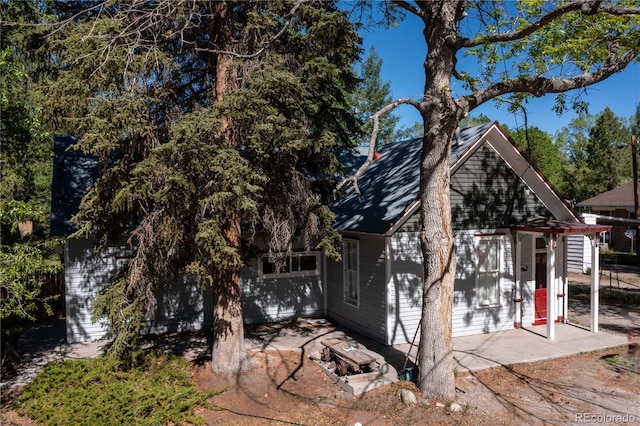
[533, 252, 547, 325]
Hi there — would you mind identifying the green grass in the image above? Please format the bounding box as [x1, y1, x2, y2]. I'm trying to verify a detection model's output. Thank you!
[14, 350, 223, 426]
[569, 285, 640, 310]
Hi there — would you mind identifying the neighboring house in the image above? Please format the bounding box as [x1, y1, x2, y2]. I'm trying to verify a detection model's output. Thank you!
[326, 122, 609, 345]
[575, 183, 639, 253]
[54, 123, 609, 345]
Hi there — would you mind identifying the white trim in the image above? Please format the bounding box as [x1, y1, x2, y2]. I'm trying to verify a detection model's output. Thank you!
[343, 239, 360, 307]
[384, 236, 392, 344]
[385, 200, 420, 236]
[475, 235, 503, 308]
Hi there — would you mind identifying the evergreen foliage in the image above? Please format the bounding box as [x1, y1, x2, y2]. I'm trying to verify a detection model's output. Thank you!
[508, 126, 564, 188]
[41, 1, 361, 359]
[0, 0, 62, 320]
[558, 108, 633, 202]
[16, 351, 218, 426]
[585, 107, 632, 194]
[351, 46, 399, 144]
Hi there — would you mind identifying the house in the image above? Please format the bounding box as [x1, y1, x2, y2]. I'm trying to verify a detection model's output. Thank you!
[324, 122, 609, 344]
[52, 136, 326, 343]
[54, 123, 609, 345]
[575, 183, 639, 254]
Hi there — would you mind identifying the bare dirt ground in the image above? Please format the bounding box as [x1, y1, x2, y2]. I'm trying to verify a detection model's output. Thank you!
[5, 341, 637, 425]
[188, 347, 639, 426]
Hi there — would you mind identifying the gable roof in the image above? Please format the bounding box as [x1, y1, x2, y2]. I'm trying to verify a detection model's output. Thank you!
[331, 122, 580, 235]
[331, 123, 493, 235]
[576, 182, 638, 209]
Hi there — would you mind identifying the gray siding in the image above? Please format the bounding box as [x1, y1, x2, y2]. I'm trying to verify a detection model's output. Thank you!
[241, 257, 325, 324]
[450, 142, 550, 229]
[65, 238, 211, 343]
[452, 230, 515, 337]
[567, 234, 588, 273]
[325, 234, 387, 343]
[387, 231, 422, 345]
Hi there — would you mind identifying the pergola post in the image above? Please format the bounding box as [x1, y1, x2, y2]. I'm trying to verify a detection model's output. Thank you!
[590, 233, 601, 333]
[545, 234, 557, 341]
[514, 233, 522, 328]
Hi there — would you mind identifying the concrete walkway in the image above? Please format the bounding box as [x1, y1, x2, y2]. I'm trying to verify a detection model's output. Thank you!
[1, 318, 629, 395]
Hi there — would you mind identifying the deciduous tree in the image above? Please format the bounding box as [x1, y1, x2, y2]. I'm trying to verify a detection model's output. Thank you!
[345, 0, 640, 400]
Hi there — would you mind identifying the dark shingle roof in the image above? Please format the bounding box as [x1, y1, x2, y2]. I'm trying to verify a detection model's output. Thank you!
[331, 122, 493, 234]
[576, 182, 638, 209]
[50, 123, 495, 238]
[50, 136, 99, 237]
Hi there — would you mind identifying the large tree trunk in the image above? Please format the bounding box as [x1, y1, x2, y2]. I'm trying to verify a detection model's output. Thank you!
[417, 1, 465, 401]
[417, 115, 458, 401]
[210, 1, 248, 376]
[211, 215, 248, 375]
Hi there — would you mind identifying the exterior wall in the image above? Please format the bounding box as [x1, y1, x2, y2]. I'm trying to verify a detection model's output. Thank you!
[384, 220, 518, 341]
[65, 239, 117, 343]
[325, 233, 387, 344]
[567, 234, 588, 273]
[241, 257, 325, 324]
[452, 229, 515, 337]
[64, 238, 208, 343]
[567, 214, 599, 274]
[611, 208, 633, 252]
[387, 230, 422, 345]
[450, 142, 550, 229]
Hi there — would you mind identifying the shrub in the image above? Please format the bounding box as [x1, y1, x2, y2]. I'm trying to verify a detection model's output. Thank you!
[15, 350, 222, 425]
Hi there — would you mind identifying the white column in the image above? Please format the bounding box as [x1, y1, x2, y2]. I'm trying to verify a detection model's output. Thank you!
[590, 233, 600, 333]
[562, 238, 568, 323]
[514, 233, 522, 328]
[546, 234, 557, 341]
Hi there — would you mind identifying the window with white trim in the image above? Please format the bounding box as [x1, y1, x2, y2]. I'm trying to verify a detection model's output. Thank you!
[476, 238, 501, 307]
[343, 239, 359, 306]
[259, 252, 320, 279]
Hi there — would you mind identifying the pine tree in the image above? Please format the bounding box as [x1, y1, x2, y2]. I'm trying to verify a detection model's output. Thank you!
[585, 107, 632, 197]
[42, 0, 361, 373]
[351, 46, 400, 144]
[508, 126, 564, 189]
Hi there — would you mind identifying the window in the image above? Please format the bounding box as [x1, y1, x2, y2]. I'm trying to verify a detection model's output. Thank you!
[259, 252, 320, 279]
[476, 238, 501, 307]
[343, 239, 359, 306]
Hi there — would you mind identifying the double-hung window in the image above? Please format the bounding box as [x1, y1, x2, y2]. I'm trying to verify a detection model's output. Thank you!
[343, 239, 359, 306]
[476, 238, 501, 307]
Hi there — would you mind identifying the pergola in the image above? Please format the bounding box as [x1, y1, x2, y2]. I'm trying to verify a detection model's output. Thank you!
[510, 217, 612, 341]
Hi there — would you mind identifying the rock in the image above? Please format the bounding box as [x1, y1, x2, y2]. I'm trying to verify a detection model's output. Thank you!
[400, 389, 418, 406]
[435, 402, 445, 408]
[450, 403, 463, 412]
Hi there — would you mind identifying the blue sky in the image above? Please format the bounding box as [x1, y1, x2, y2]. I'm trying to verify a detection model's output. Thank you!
[358, 13, 640, 137]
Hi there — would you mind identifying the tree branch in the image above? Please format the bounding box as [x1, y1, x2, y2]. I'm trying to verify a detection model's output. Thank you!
[390, 0, 423, 18]
[461, 1, 640, 48]
[336, 97, 422, 195]
[465, 48, 638, 110]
